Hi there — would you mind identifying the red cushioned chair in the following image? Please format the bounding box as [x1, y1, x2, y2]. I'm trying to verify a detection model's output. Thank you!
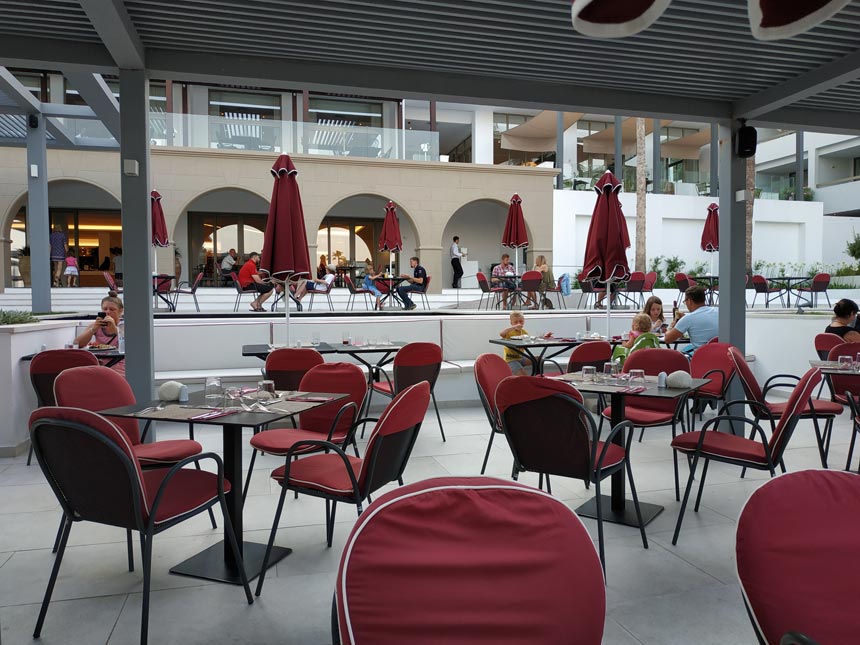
[578, 279, 606, 309]
[26, 348, 100, 466]
[643, 270, 657, 295]
[842, 393, 860, 472]
[307, 276, 335, 311]
[263, 347, 325, 391]
[344, 275, 372, 311]
[368, 342, 445, 441]
[736, 470, 860, 645]
[796, 272, 831, 309]
[689, 342, 736, 430]
[814, 333, 845, 399]
[332, 476, 606, 645]
[728, 347, 842, 470]
[545, 340, 612, 386]
[496, 375, 647, 573]
[170, 271, 204, 312]
[231, 271, 257, 312]
[602, 348, 691, 500]
[243, 362, 367, 501]
[750, 274, 785, 309]
[620, 270, 646, 308]
[670, 368, 821, 545]
[417, 274, 432, 309]
[542, 274, 566, 310]
[29, 406, 251, 645]
[474, 353, 513, 475]
[674, 272, 696, 303]
[255, 381, 431, 597]
[477, 271, 504, 310]
[517, 270, 542, 309]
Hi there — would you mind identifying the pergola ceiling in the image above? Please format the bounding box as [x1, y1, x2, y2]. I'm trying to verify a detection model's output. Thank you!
[0, 0, 860, 131]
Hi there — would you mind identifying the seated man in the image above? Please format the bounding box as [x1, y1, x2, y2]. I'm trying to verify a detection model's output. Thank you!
[220, 248, 238, 284]
[491, 253, 517, 307]
[238, 251, 274, 312]
[397, 256, 426, 311]
[664, 285, 718, 354]
[295, 267, 336, 301]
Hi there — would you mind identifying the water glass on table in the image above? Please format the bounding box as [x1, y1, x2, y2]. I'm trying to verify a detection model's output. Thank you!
[311, 331, 320, 346]
[257, 379, 276, 401]
[581, 366, 596, 382]
[838, 355, 853, 370]
[342, 331, 351, 346]
[629, 369, 646, 386]
[204, 376, 223, 405]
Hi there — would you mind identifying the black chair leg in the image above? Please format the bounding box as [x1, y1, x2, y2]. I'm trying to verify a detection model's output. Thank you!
[26, 442, 34, 466]
[431, 392, 446, 442]
[594, 479, 606, 577]
[638, 426, 645, 443]
[219, 496, 253, 605]
[693, 459, 710, 512]
[242, 449, 258, 505]
[51, 515, 65, 554]
[326, 500, 338, 548]
[672, 450, 700, 545]
[140, 532, 153, 645]
[255, 482, 290, 597]
[538, 473, 543, 490]
[625, 461, 648, 550]
[126, 529, 134, 572]
[34, 516, 71, 638]
[846, 421, 860, 471]
[480, 429, 496, 475]
[545, 474, 552, 495]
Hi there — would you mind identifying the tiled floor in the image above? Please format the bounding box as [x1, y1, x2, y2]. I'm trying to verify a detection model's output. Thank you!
[0, 401, 853, 644]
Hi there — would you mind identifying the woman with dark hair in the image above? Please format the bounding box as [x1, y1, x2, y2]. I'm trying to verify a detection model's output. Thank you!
[642, 295, 666, 332]
[825, 298, 860, 342]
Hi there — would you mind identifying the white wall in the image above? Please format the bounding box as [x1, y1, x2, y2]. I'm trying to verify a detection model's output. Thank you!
[472, 107, 494, 164]
[441, 199, 508, 285]
[822, 215, 860, 265]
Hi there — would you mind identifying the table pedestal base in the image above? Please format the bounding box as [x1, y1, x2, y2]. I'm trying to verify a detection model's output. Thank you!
[575, 495, 664, 528]
[170, 541, 291, 584]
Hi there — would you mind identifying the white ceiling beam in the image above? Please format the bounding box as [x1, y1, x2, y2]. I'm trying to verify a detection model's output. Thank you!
[60, 70, 121, 139]
[750, 107, 860, 136]
[79, 0, 145, 69]
[0, 67, 41, 112]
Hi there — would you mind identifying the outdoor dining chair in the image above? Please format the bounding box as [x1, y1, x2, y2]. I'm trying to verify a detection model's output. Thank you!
[736, 470, 860, 645]
[243, 362, 367, 501]
[796, 272, 831, 308]
[496, 375, 647, 574]
[643, 270, 657, 296]
[619, 270, 646, 308]
[674, 272, 696, 303]
[671, 368, 821, 545]
[750, 274, 785, 308]
[542, 275, 566, 309]
[307, 277, 335, 311]
[417, 275, 432, 309]
[332, 476, 606, 645]
[689, 342, 736, 430]
[578, 279, 605, 309]
[474, 353, 514, 475]
[170, 271, 204, 312]
[255, 382, 430, 597]
[517, 270, 542, 309]
[814, 332, 846, 399]
[476, 271, 504, 310]
[230, 271, 257, 312]
[263, 347, 325, 391]
[344, 275, 373, 310]
[29, 407, 252, 645]
[543, 339, 612, 376]
[842, 392, 860, 472]
[26, 348, 99, 466]
[367, 342, 446, 441]
[103, 271, 123, 294]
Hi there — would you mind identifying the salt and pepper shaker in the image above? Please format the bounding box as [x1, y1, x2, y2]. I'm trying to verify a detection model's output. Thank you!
[178, 385, 189, 402]
[657, 371, 667, 388]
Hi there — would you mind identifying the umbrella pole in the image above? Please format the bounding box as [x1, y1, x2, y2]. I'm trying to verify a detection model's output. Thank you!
[606, 282, 612, 338]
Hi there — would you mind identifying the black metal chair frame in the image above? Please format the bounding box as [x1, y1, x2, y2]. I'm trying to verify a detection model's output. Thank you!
[369, 361, 446, 442]
[231, 271, 257, 312]
[345, 275, 372, 310]
[842, 390, 860, 472]
[474, 364, 515, 477]
[30, 417, 252, 645]
[171, 271, 204, 312]
[308, 279, 335, 311]
[750, 276, 785, 309]
[477, 273, 503, 310]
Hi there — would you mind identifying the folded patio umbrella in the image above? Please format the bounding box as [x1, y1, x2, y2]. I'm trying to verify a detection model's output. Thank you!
[502, 193, 529, 276]
[701, 202, 720, 278]
[262, 154, 311, 343]
[580, 170, 631, 336]
[748, 0, 850, 40]
[150, 190, 170, 276]
[378, 200, 403, 277]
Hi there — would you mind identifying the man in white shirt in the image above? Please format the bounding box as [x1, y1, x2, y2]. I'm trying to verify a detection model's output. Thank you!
[664, 286, 719, 354]
[221, 248, 238, 273]
[450, 235, 464, 288]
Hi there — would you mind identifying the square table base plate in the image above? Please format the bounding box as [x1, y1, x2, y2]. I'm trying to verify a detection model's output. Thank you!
[575, 495, 664, 528]
[170, 541, 291, 585]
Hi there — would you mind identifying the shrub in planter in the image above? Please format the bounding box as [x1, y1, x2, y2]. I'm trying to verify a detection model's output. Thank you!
[0, 310, 38, 324]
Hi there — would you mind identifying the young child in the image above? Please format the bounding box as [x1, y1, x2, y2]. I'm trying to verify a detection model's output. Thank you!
[63, 249, 79, 288]
[621, 313, 653, 349]
[499, 311, 530, 375]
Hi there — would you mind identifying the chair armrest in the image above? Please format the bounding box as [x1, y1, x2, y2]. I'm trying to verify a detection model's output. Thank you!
[700, 414, 772, 459]
[325, 401, 359, 444]
[780, 632, 819, 645]
[146, 452, 226, 529]
[371, 366, 394, 388]
[717, 398, 773, 421]
[700, 368, 726, 394]
[595, 420, 634, 471]
[763, 373, 800, 398]
[174, 280, 190, 290]
[282, 440, 361, 500]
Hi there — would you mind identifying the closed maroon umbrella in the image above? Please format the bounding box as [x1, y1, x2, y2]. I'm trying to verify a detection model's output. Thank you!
[502, 194, 529, 275]
[150, 190, 169, 276]
[261, 154, 311, 341]
[701, 203, 719, 253]
[378, 201, 402, 276]
[580, 171, 630, 334]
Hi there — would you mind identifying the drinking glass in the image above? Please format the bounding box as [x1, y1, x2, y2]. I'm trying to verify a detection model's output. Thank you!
[257, 379, 276, 401]
[629, 369, 646, 385]
[856, 353, 860, 372]
[342, 331, 351, 346]
[311, 331, 320, 346]
[354, 335, 364, 347]
[368, 337, 377, 347]
[224, 387, 242, 408]
[838, 355, 853, 370]
[602, 362, 614, 384]
[581, 365, 596, 382]
[204, 376, 223, 404]
[381, 334, 390, 345]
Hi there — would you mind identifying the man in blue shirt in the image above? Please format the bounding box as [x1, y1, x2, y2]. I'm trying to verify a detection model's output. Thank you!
[664, 286, 718, 354]
[398, 256, 427, 310]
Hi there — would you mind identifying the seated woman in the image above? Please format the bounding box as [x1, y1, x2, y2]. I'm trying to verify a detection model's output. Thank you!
[642, 295, 667, 332]
[317, 254, 328, 280]
[74, 292, 125, 376]
[362, 261, 384, 310]
[825, 298, 860, 342]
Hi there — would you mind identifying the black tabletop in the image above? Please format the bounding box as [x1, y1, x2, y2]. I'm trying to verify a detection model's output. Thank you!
[556, 372, 709, 399]
[20, 347, 125, 363]
[242, 341, 404, 359]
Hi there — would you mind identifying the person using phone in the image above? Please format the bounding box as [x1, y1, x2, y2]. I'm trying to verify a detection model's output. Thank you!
[74, 292, 126, 375]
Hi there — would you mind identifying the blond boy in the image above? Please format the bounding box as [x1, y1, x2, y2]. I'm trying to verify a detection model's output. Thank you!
[499, 311, 530, 375]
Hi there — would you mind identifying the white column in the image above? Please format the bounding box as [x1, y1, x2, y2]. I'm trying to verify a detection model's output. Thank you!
[472, 107, 494, 164]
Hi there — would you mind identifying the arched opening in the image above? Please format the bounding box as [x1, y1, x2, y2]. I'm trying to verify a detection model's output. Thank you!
[319, 194, 418, 277]
[442, 199, 531, 288]
[180, 188, 269, 285]
[6, 180, 121, 287]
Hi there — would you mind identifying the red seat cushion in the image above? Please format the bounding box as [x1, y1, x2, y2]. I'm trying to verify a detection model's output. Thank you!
[594, 442, 625, 470]
[250, 427, 349, 455]
[372, 381, 394, 395]
[767, 399, 842, 417]
[272, 453, 362, 497]
[134, 439, 202, 466]
[142, 468, 227, 525]
[671, 431, 767, 465]
[602, 405, 676, 426]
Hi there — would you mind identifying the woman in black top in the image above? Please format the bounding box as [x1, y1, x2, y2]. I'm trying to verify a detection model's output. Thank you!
[825, 299, 860, 342]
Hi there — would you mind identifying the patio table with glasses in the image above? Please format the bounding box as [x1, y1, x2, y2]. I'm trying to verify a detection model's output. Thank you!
[768, 275, 811, 308]
[557, 371, 708, 528]
[100, 388, 347, 585]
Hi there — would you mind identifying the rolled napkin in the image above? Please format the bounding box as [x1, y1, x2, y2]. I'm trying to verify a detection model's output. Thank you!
[666, 370, 693, 389]
[157, 380, 185, 401]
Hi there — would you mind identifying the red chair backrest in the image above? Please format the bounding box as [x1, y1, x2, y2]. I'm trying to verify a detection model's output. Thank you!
[675, 272, 691, 290]
[344, 275, 360, 294]
[477, 271, 490, 293]
[190, 272, 204, 291]
[230, 271, 248, 294]
[335, 476, 605, 645]
[30, 349, 100, 407]
[29, 406, 148, 528]
[827, 342, 860, 402]
[103, 272, 118, 290]
[736, 470, 860, 645]
[54, 365, 142, 445]
[393, 342, 442, 391]
[690, 342, 735, 397]
[519, 270, 542, 291]
[815, 333, 845, 360]
[422, 275, 431, 293]
[496, 376, 593, 481]
[751, 275, 770, 293]
[728, 346, 765, 404]
[626, 271, 645, 291]
[623, 349, 690, 413]
[153, 275, 172, 294]
[644, 271, 657, 290]
[357, 381, 430, 494]
[474, 353, 513, 428]
[811, 273, 830, 291]
[298, 363, 367, 437]
[567, 341, 612, 373]
[265, 347, 325, 391]
[768, 368, 821, 459]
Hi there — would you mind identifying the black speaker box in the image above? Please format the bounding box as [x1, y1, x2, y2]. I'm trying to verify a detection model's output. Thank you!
[736, 125, 757, 158]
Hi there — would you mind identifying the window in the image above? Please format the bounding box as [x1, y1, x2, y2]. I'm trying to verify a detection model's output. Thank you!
[308, 97, 382, 127]
[853, 157, 860, 178]
[208, 90, 281, 120]
[188, 212, 267, 282]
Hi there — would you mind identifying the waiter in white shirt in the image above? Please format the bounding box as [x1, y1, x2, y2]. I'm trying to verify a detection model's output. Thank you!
[450, 235, 464, 289]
